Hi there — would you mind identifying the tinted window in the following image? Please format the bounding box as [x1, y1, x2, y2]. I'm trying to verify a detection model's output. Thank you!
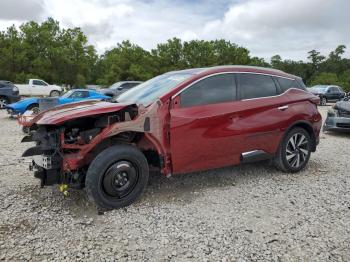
[276, 77, 300, 92]
[181, 74, 236, 108]
[33, 80, 47, 86]
[239, 74, 277, 99]
[329, 87, 338, 92]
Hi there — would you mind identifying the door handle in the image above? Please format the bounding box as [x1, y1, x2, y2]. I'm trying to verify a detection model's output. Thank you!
[278, 105, 289, 111]
[229, 115, 242, 122]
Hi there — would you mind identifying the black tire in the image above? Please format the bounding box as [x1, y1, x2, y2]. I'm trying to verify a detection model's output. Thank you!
[22, 126, 30, 134]
[50, 90, 60, 97]
[85, 144, 149, 210]
[27, 104, 40, 114]
[0, 96, 9, 109]
[320, 96, 327, 106]
[274, 127, 312, 173]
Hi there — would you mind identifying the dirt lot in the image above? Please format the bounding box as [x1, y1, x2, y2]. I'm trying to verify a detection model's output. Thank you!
[0, 106, 349, 261]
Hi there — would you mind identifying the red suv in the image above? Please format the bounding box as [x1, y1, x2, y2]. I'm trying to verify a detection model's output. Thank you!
[22, 66, 322, 209]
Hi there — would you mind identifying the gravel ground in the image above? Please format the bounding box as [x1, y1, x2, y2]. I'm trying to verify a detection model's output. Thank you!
[0, 106, 349, 261]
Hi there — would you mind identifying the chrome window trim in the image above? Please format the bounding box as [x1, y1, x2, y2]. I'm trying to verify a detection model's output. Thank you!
[171, 71, 296, 100]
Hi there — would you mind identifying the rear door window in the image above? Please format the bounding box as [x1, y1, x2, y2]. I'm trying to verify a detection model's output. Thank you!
[239, 74, 277, 99]
[181, 74, 236, 107]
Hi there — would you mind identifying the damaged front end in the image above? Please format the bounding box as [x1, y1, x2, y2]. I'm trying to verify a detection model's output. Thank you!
[21, 100, 169, 191]
[23, 126, 87, 189]
[324, 100, 350, 132]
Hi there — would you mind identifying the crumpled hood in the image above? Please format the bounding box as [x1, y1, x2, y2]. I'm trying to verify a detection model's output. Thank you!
[334, 100, 350, 113]
[32, 100, 135, 125]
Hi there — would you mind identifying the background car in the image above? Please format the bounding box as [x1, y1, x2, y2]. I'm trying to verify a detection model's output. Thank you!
[0, 81, 20, 109]
[6, 89, 110, 115]
[15, 79, 63, 97]
[308, 85, 346, 105]
[99, 81, 143, 97]
[324, 99, 350, 132]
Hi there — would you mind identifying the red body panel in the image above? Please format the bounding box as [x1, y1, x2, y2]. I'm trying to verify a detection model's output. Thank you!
[169, 88, 321, 174]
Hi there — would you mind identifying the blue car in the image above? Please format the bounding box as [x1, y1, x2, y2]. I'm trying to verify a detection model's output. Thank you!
[6, 89, 110, 115]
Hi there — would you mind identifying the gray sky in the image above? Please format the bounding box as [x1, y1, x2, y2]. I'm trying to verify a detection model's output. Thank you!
[0, 0, 348, 61]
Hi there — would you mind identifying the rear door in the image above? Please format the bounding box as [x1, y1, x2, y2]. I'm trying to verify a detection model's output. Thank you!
[169, 73, 241, 174]
[233, 73, 293, 155]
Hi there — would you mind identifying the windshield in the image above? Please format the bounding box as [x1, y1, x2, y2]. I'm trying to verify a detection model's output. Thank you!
[116, 72, 195, 105]
[310, 85, 328, 92]
[60, 90, 74, 98]
[108, 82, 122, 90]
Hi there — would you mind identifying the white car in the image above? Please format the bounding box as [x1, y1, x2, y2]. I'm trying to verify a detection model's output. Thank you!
[16, 79, 63, 97]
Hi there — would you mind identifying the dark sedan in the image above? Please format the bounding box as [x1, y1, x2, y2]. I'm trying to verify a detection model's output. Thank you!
[0, 80, 20, 109]
[308, 85, 346, 106]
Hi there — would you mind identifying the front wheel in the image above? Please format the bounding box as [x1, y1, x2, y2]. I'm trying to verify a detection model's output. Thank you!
[0, 97, 9, 109]
[85, 145, 149, 210]
[274, 127, 312, 173]
[320, 97, 327, 106]
[50, 90, 60, 97]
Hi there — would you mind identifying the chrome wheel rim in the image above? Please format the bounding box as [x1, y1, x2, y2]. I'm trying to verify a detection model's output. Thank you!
[0, 98, 7, 108]
[321, 98, 327, 106]
[286, 133, 309, 168]
[31, 107, 39, 114]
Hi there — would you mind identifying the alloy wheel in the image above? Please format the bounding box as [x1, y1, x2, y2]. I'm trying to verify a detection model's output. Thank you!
[285, 133, 309, 168]
[0, 98, 7, 109]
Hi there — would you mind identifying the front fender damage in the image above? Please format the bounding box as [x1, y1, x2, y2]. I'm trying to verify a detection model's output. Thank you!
[22, 100, 171, 188]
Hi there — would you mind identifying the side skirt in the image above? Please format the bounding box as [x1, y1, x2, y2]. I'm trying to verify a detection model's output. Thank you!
[241, 150, 274, 164]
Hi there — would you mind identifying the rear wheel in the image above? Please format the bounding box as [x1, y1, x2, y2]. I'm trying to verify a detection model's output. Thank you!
[50, 90, 60, 97]
[320, 97, 327, 106]
[85, 145, 149, 210]
[27, 104, 39, 114]
[274, 127, 311, 173]
[0, 97, 9, 109]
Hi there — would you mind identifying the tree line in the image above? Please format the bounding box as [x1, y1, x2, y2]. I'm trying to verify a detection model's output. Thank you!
[0, 18, 349, 91]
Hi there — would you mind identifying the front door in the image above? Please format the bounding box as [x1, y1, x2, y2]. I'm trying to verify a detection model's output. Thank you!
[31, 80, 49, 96]
[169, 73, 241, 174]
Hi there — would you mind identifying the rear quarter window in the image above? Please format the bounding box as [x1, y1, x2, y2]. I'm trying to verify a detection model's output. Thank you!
[276, 77, 302, 93]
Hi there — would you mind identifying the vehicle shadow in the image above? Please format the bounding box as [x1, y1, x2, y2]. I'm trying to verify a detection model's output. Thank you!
[19, 159, 326, 217]
[141, 161, 281, 205]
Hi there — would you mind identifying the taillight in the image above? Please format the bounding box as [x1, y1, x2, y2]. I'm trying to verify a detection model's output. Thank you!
[13, 86, 19, 92]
